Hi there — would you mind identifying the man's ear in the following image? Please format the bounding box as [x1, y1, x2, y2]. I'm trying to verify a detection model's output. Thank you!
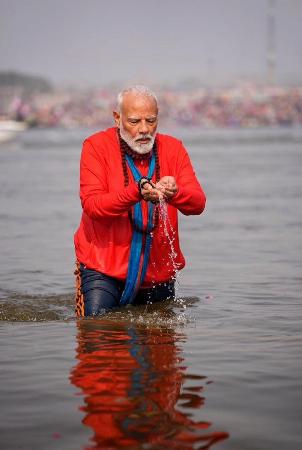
[113, 111, 120, 127]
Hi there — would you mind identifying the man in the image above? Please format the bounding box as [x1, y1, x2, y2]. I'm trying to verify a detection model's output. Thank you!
[74, 85, 206, 317]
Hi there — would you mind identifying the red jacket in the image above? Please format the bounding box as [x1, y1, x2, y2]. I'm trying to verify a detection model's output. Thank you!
[74, 127, 206, 286]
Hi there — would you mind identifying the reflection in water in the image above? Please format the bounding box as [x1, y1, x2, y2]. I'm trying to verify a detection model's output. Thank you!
[70, 319, 229, 449]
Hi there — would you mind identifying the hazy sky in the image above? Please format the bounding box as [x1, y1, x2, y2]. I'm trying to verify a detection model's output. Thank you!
[0, 0, 301, 87]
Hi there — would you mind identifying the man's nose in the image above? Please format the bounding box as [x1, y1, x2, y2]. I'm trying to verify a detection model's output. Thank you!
[138, 120, 149, 134]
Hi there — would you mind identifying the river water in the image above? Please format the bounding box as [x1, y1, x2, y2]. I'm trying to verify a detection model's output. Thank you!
[0, 127, 301, 449]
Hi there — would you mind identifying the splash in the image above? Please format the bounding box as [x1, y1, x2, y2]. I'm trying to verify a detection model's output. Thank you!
[0, 290, 199, 324]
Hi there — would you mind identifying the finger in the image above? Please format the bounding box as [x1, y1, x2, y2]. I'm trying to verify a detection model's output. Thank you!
[162, 186, 177, 194]
[163, 189, 177, 198]
[151, 189, 163, 202]
[141, 186, 153, 195]
[142, 188, 161, 202]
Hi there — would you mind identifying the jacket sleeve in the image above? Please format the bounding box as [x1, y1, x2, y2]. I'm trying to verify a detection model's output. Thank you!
[168, 142, 206, 216]
[79, 139, 141, 218]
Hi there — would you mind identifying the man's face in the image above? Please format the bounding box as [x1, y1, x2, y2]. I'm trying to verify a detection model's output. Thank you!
[113, 93, 158, 153]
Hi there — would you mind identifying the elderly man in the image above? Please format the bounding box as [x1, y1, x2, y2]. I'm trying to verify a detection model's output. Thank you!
[74, 86, 206, 317]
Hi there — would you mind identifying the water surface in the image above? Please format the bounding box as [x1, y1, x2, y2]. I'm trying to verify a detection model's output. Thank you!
[0, 127, 301, 449]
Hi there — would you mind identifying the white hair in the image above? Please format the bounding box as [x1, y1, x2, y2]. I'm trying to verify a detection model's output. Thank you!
[116, 85, 158, 112]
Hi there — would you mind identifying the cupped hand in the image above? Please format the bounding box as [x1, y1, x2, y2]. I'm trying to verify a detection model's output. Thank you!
[140, 181, 164, 203]
[156, 176, 178, 200]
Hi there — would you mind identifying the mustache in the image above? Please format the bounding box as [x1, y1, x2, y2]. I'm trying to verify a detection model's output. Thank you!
[134, 134, 152, 142]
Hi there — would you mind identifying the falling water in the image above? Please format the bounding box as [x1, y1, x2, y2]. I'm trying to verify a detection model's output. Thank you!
[158, 198, 183, 305]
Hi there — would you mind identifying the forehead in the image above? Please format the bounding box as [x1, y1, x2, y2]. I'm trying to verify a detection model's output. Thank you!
[121, 93, 158, 117]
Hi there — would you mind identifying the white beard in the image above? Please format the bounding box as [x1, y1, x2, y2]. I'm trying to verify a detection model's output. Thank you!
[119, 123, 155, 154]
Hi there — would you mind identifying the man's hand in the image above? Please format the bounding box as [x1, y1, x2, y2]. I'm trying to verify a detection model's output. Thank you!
[156, 176, 178, 200]
[140, 180, 164, 203]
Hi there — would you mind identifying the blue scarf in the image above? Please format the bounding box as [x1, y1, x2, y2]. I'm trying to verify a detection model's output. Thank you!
[119, 152, 155, 305]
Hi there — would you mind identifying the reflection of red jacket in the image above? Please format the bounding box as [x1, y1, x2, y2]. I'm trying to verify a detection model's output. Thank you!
[70, 322, 229, 449]
[74, 127, 206, 285]
[70, 324, 184, 448]
[72, 344, 139, 446]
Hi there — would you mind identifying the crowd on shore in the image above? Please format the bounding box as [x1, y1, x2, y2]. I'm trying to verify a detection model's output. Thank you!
[0, 83, 302, 129]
